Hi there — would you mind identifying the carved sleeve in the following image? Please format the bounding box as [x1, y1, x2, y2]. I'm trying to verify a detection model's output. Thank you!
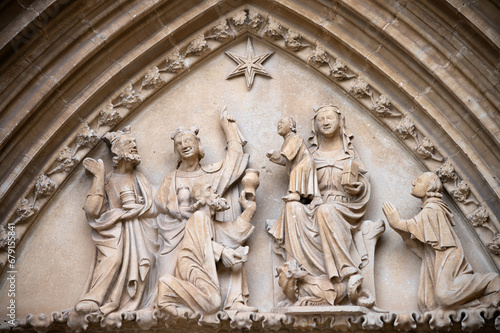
[280, 134, 301, 161]
[212, 241, 224, 261]
[388, 218, 410, 234]
[269, 153, 286, 166]
[83, 175, 106, 218]
[225, 121, 246, 154]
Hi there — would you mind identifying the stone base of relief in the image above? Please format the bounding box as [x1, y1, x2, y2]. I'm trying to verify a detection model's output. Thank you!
[12, 307, 500, 332]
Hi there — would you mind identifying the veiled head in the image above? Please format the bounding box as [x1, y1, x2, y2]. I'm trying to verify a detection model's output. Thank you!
[313, 106, 341, 138]
[309, 105, 353, 155]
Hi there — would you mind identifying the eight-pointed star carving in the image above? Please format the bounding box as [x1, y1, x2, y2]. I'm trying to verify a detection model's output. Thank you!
[225, 38, 274, 89]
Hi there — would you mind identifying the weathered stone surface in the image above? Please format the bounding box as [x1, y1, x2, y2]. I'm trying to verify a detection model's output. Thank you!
[0, 1, 499, 332]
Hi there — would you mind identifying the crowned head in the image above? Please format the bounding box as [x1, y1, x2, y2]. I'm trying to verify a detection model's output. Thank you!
[103, 126, 141, 168]
[171, 127, 205, 167]
[312, 105, 341, 138]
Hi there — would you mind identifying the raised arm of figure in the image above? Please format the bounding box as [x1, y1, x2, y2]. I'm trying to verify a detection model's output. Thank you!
[83, 158, 106, 218]
[220, 107, 245, 153]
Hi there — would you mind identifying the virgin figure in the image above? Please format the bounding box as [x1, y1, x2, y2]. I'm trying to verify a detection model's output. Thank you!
[269, 105, 384, 307]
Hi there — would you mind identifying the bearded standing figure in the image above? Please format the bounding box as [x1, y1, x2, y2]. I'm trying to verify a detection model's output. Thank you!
[75, 127, 159, 317]
[156, 110, 255, 312]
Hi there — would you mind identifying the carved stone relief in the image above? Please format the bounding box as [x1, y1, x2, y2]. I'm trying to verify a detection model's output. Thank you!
[267, 106, 384, 312]
[225, 38, 274, 89]
[1, 3, 499, 333]
[3, 6, 496, 272]
[383, 172, 500, 318]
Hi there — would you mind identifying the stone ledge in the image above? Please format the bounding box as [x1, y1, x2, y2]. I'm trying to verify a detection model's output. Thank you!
[3, 307, 499, 332]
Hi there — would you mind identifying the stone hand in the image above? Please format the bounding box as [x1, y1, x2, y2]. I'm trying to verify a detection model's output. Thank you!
[308, 196, 323, 210]
[266, 150, 281, 162]
[221, 246, 248, 268]
[221, 247, 238, 268]
[121, 203, 144, 220]
[220, 107, 236, 129]
[83, 158, 104, 178]
[344, 181, 364, 195]
[382, 201, 401, 227]
[233, 246, 249, 264]
[239, 191, 256, 212]
[179, 206, 193, 219]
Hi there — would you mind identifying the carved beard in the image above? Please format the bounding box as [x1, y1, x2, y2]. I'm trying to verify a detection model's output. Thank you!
[116, 152, 141, 167]
[207, 197, 229, 212]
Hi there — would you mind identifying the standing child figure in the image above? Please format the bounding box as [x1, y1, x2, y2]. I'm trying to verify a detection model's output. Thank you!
[267, 117, 321, 204]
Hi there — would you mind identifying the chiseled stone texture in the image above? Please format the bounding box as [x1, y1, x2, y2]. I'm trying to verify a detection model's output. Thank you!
[0, 36, 495, 317]
[0, 1, 499, 332]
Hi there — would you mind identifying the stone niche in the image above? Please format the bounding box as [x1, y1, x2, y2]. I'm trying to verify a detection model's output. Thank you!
[0, 1, 499, 332]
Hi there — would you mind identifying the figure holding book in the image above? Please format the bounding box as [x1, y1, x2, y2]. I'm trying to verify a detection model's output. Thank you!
[269, 106, 383, 307]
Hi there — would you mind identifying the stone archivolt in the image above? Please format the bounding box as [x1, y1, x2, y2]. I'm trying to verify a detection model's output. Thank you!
[0, 1, 499, 332]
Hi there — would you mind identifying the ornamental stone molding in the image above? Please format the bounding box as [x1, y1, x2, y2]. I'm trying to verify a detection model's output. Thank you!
[0, 1, 499, 332]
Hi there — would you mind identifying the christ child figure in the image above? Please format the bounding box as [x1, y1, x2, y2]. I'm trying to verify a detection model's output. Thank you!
[267, 116, 321, 204]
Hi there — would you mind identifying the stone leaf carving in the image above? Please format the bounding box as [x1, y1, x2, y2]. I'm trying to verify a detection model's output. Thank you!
[264, 18, 284, 40]
[414, 137, 443, 162]
[0, 225, 10, 249]
[26, 313, 55, 333]
[435, 159, 458, 184]
[74, 123, 100, 154]
[47, 147, 78, 175]
[16, 198, 37, 223]
[394, 116, 418, 144]
[450, 180, 478, 205]
[487, 233, 500, 256]
[284, 30, 306, 52]
[140, 66, 165, 90]
[329, 58, 356, 81]
[34, 174, 56, 201]
[231, 11, 247, 30]
[185, 34, 209, 56]
[248, 10, 263, 30]
[371, 94, 401, 117]
[232, 10, 263, 31]
[163, 51, 186, 74]
[348, 76, 374, 103]
[307, 44, 330, 67]
[97, 103, 123, 129]
[114, 83, 144, 109]
[467, 206, 496, 234]
[382, 172, 500, 313]
[206, 20, 232, 41]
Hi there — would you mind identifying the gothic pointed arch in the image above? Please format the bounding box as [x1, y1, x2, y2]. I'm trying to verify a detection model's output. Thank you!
[0, 1, 499, 331]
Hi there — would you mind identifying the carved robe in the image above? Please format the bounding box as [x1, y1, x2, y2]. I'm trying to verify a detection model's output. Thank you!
[402, 197, 500, 311]
[156, 149, 250, 309]
[280, 132, 319, 199]
[270, 148, 370, 282]
[158, 211, 254, 314]
[80, 171, 159, 315]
